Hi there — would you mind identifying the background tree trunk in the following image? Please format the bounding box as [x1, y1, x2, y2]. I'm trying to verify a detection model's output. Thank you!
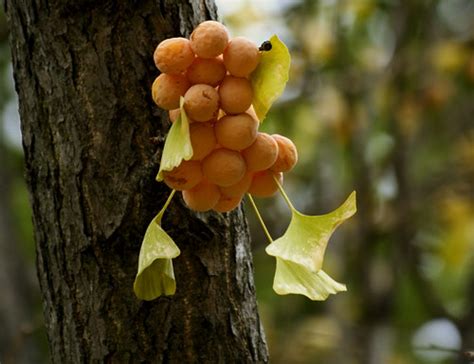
[5, 0, 268, 362]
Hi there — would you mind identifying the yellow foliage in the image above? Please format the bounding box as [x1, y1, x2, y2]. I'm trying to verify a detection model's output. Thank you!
[438, 195, 474, 268]
[302, 19, 335, 63]
[431, 41, 469, 73]
[395, 97, 421, 138]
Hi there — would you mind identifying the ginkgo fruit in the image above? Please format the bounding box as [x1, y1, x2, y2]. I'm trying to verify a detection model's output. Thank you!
[152, 73, 190, 110]
[270, 134, 298, 172]
[182, 180, 220, 212]
[163, 160, 202, 191]
[219, 172, 253, 198]
[218, 76, 253, 114]
[214, 194, 242, 213]
[242, 132, 279, 172]
[248, 170, 283, 197]
[184, 84, 220, 122]
[190, 21, 229, 59]
[153, 37, 195, 74]
[187, 57, 226, 87]
[189, 123, 216, 161]
[215, 113, 258, 151]
[223, 37, 260, 77]
[202, 149, 246, 187]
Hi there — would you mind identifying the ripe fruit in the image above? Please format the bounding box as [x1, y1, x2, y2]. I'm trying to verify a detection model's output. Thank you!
[187, 57, 226, 87]
[182, 180, 220, 212]
[202, 149, 246, 187]
[242, 132, 279, 172]
[248, 170, 283, 198]
[189, 123, 216, 161]
[215, 113, 258, 151]
[270, 134, 298, 172]
[153, 37, 195, 74]
[219, 172, 253, 198]
[214, 194, 242, 213]
[163, 160, 202, 191]
[223, 37, 260, 77]
[190, 21, 229, 58]
[184, 84, 220, 122]
[152, 73, 190, 110]
[218, 76, 253, 114]
[151, 22, 299, 213]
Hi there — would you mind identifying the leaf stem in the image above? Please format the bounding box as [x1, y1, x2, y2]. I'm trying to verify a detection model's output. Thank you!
[246, 194, 273, 244]
[273, 175, 295, 211]
[157, 189, 176, 221]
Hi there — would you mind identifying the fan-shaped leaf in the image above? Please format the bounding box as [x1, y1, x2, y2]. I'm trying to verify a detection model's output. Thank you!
[250, 35, 290, 121]
[273, 258, 347, 301]
[266, 192, 356, 272]
[156, 97, 193, 181]
[134, 214, 180, 300]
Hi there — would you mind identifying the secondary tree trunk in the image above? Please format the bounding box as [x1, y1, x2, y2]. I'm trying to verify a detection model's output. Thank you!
[5, 1, 268, 362]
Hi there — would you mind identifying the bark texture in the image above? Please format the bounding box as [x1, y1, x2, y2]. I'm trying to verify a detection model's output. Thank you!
[5, 0, 268, 362]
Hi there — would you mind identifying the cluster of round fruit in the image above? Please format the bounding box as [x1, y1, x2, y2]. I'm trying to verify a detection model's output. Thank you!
[151, 21, 297, 212]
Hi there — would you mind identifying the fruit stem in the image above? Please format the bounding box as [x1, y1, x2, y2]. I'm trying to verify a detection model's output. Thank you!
[246, 194, 273, 244]
[273, 175, 295, 211]
[157, 189, 177, 221]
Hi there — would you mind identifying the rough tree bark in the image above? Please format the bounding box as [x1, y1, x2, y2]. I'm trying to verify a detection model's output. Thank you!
[5, 0, 268, 362]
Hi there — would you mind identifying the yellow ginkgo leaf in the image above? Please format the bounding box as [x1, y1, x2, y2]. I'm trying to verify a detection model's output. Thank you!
[250, 35, 291, 121]
[134, 191, 180, 301]
[266, 191, 356, 273]
[273, 258, 347, 301]
[156, 97, 193, 182]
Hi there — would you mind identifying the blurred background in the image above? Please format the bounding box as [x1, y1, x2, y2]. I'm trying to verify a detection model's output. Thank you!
[1, 0, 473, 363]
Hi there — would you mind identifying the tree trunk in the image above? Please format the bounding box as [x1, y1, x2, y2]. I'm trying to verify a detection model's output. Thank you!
[5, 1, 268, 362]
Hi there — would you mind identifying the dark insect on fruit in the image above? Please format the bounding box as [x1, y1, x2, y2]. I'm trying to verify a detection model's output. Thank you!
[259, 41, 272, 51]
